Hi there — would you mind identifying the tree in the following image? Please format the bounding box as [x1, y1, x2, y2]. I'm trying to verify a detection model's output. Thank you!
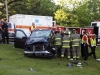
[0, 0, 58, 20]
[54, 0, 79, 27]
[0, 0, 22, 19]
[87, 0, 100, 21]
[75, 1, 91, 27]
[75, 0, 100, 27]
[54, 9, 67, 26]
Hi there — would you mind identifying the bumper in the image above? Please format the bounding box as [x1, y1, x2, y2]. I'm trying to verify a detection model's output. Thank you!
[24, 51, 54, 57]
[9, 33, 14, 37]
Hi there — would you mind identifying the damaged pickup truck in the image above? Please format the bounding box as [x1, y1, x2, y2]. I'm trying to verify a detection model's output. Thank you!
[14, 29, 56, 58]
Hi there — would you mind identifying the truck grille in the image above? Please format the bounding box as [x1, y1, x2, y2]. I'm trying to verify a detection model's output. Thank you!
[33, 44, 44, 51]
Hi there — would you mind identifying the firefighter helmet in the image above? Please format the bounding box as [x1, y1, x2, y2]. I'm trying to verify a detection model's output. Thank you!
[72, 29, 76, 34]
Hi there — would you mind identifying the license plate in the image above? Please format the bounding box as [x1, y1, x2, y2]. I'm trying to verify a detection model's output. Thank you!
[35, 53, 42, 56]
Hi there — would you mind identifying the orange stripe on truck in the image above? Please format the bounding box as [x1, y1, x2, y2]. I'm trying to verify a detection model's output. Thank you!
[16, 25, 30, 28]
[16, 25, 52, 29]
[35, 26, 52, 29]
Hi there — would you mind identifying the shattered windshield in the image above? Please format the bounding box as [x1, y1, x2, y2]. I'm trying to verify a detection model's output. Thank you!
[30, 30, 51, 37]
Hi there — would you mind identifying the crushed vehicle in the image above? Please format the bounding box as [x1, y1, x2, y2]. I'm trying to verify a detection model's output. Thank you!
[14, 29, 56, 58]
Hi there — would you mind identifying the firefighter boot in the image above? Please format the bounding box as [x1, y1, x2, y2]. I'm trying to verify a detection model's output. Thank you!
[61, 55, 64, 59]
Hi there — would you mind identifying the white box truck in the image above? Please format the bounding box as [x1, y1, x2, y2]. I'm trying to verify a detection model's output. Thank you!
[8, 14, 55, 37]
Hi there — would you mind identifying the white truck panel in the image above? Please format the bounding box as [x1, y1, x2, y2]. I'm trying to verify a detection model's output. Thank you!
[8, 14, 53, 37]
[31, 15, 53, 27]
[9, 14, 53, 27]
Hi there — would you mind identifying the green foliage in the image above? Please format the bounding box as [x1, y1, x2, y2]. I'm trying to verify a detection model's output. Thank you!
[39, 0, 55, 16]
[0, 0, 23, 19]
[87, 0, 100, 21]
[53, 0, 100, 27]
[75, 2, 91, 27]
[0, 0, 58, 19]
[54, 9, 67, 26]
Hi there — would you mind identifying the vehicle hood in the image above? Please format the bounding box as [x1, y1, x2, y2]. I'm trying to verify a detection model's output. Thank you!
[26, 37, 48, 45]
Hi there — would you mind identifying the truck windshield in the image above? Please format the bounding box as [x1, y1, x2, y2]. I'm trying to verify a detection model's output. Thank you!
[91, 23, 97, 26]
[30, 30, 51, 38]
[8, 23, 12, 28]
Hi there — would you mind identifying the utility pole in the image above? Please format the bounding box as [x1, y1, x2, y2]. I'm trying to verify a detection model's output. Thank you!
[5, 0, 8, 22]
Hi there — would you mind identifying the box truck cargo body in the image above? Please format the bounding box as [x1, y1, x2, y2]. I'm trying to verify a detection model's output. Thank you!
[8, 14, 54, 37]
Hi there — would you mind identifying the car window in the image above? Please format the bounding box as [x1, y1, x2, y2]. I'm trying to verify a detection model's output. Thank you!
[30, 30, 51, 37]
[16, 31, 26, 38]
[22, 29, 31, 37]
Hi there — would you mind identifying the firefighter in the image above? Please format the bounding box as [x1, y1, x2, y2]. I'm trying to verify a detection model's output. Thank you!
[54, 31, 62, 57]
[81, 29, 86, 57]
[70, 29, 81, 60]
[80, 33, 84, 57]
[89, 34, 97, 59]
[61, 31, 71, 59]
[66, 28, 69, 33]
[82, 32, 89, 60]
[1, 20, 9, 44]
[64, 28, 70, 34]
[30, 22, 35, 33]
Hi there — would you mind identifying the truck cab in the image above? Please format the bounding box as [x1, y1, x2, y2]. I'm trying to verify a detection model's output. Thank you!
[91, 21, 100, 45]
[8, 22, 15, 39]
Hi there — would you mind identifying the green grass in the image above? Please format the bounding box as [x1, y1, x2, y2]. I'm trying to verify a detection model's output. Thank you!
[0, 44, 100, 75]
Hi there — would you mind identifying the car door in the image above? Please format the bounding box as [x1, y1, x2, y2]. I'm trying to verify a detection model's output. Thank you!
[14, 29, 28, 49]
[49, 31, 55, 46]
